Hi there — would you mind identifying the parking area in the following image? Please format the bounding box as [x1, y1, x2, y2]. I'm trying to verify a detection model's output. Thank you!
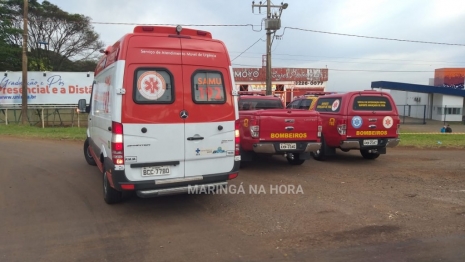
[1, 136, 465, 261]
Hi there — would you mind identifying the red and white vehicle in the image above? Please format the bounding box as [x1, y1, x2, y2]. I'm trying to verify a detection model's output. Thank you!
[311, 90, 401, 160]
[238, 92, 322, 165]
[78, 25, 240, 204]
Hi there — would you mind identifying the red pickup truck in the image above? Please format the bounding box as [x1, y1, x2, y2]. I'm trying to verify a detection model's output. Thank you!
[310, 90, 400, 160]
[237, 92, 322, 165]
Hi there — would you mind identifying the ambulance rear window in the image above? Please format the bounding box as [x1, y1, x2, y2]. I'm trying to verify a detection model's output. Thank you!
[192, 71, 226, 103]
[133, 68, 174, 104]
[353, 96, 392, 111]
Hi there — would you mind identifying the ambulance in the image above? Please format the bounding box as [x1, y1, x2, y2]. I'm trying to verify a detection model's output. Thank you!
[78, 25, 240, 204]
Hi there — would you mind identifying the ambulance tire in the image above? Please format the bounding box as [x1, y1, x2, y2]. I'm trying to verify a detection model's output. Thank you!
[360, 150, 380, 160]
[84, 138, 97, 166]
[103, 168, 123, 204]
[311, 136, 326, 161]
[287, 155, 305, 165]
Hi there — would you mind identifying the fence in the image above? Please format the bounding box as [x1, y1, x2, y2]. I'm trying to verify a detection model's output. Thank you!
[0, 105, 88, 128]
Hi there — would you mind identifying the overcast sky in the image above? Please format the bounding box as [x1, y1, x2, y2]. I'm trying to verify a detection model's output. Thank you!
[50, 0, 465, 92]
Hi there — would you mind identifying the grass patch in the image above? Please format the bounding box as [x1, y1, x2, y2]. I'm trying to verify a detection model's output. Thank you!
[0, 124, 86, 141]
[398, 133, 465, 148]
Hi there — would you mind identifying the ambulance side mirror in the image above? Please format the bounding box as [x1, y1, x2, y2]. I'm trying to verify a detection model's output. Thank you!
[78, 99, 89, 113]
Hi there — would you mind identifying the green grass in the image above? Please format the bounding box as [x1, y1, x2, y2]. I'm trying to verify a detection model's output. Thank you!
[0, 124, 464, 148]
[0, 124, 86, 141]
[398, 133, 465, 148]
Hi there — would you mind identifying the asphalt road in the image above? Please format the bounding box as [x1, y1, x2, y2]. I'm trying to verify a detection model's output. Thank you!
[1, 136, 465, 262]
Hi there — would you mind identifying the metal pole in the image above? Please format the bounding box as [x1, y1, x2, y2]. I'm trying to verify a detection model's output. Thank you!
[41, 108, 44, 128]
[5, 109, 8, 125]
[265, 1, 272, 96]
[21, 0, 28, 125]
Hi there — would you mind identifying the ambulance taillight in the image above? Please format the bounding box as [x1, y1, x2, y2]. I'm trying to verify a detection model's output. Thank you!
[111, 121, 124, 165]
[235, 120, 240, 156]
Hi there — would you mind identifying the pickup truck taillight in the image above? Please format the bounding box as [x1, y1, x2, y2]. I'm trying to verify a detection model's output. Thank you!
[396, 124, 400, 134]
[250, 125, 259, 138]
[337, 119, 347, 136]
[317, 118, 322, 138]
[111, 121, 124, 165]
[235, 120, 240, 156]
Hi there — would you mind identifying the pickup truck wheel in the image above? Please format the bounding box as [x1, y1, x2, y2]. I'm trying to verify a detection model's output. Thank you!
[360, 150, 380, 160]
[311, 137, 326, 161]
[83, 138, 97, 166]
[287, 156, 305, 165]
[103, 168, 123, 204]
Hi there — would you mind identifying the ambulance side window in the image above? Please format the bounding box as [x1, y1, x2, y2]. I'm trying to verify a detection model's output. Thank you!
[133, 68, 174, 104]
[192, 71, 226, 104]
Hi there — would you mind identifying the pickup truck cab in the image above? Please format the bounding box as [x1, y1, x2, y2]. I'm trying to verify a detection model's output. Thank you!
[287, 92, 337, 110]
[311, 90, 400, 160]
[238, 92, 322, 165]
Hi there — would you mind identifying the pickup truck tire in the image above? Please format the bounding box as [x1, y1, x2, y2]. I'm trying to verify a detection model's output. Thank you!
[103, 168, 123, 204]
[84, 138, 97, 166]
[360, 150, 380, 160]
[287, 155, 305, 165]
[311, 136, 326, 161]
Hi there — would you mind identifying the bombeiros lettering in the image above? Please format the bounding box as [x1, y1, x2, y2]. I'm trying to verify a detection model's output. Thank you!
[356, 130, 388, 136]
[270, 133, 307, 139]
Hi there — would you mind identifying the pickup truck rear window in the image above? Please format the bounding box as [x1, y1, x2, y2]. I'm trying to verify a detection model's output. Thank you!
[353, 96, 392, 111]
[239, 99, 284, 110]
[192, 71, 226, 104]
[315, 97, 342, 112]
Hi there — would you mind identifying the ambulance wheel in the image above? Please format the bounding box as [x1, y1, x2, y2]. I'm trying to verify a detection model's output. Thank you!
[103, 168, 123, 204]
[84, 138, 96, 166]
[360, 150, 380, 160]
[287, 156, 305, 165]
[311, 137, 326, 161]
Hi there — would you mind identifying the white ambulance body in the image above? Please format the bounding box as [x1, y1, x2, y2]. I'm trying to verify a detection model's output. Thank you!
[78, 25, 240, 204]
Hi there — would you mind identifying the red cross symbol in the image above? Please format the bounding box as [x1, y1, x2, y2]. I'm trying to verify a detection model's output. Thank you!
[144, 77, 160, 94]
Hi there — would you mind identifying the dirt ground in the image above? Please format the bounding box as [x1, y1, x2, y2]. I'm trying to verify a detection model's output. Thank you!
[1, 136, 465, 261]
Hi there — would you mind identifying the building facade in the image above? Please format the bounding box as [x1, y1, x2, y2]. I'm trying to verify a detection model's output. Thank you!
[232, 67, 328, 104]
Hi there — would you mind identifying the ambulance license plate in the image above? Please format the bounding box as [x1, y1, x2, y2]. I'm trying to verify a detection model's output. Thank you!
[142, 166, 171, 176]
[363, 139, 378, 146]
[280, 143, 297, 150]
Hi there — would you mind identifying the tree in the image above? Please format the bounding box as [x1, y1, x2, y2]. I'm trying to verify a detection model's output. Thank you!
[0, 0, 22, 71]
[4, 0, 104, 71]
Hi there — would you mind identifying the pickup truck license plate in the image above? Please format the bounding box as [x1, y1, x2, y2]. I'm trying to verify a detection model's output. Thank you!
[142, 166, 171, 176]
[363, 139, 378, 146]
[280, 143, 297, 150]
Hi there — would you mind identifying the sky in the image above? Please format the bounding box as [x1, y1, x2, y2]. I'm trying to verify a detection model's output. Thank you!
[49, 0, 465, 92]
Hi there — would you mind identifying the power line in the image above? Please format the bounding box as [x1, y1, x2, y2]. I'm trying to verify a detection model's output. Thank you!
[228, 51, 465, 64]
[277, 27, 465, 47]
[231, 64, 435, 73]
[231, 35, 266, 62]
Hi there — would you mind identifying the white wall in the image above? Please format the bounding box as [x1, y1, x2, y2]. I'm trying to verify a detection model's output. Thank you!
[432, 94, 464, 122]
[390, 90, 430, 119]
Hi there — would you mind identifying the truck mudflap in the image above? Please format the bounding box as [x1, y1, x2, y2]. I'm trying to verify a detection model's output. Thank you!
[340, 138, 400, 150]
[252, 141, 321, 154]
[103, 157, 240, 197]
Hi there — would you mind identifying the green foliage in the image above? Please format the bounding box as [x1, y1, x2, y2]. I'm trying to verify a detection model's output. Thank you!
[1, 0, 102, 72]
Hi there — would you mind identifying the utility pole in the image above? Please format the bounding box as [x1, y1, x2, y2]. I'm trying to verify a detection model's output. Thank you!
[252, 1, 288, 95]
[21, 0, 28, 125]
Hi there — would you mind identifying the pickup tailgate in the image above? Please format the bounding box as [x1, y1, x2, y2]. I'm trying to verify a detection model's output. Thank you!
[256, 109, 320, 141]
